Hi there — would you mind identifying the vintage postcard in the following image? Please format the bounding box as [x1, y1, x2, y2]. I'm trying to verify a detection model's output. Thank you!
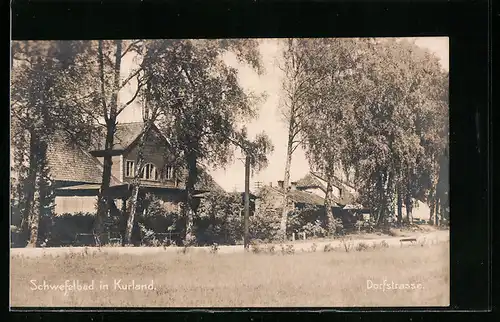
[10, 38, 449, 307]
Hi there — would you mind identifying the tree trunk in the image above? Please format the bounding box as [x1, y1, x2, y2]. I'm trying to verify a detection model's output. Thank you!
[94, 40, 122, 245]
[243, 155, 250, 249]
[397, 188, 403, 226]
[435, 197, 440, 226]
[23, 132, 37, 247]
[405, 196, 413, 225]
[324, 180, 335, 236]
[279, 116, 295, 241]
[26, 139, 52, 248]
[95, 122, 115, 244]
[183, 149, 198, 245]
[36, 140, 55, 245]
[27, 171, 41, 247]
[124, 123, 151, 245]
[125, 184, 140, 246]
[429, 198, 435, 225]
[375, 170, 385, 226]
[386, 170, 394, 226]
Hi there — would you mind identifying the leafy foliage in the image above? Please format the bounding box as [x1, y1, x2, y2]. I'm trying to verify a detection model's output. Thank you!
[195, 191, 244, 245]
[11, 41, 99, 246]
[281, 38, 449, 226]
[142, 39, 273, 243]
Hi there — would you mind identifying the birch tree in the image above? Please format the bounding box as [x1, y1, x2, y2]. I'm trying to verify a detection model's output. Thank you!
[278, 38, 363, 238]
[11, 41, 98, 246]
[88, 40, 149, 243]
[277, 39, 323, 240]
[345, 39, 448, 226]
[143, 39, 270, 244]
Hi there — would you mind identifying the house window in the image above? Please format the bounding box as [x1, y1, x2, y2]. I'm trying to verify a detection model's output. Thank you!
[165, 166, 174, 180]
[141, 163, 159, 180]
[125, 160, 135, 177]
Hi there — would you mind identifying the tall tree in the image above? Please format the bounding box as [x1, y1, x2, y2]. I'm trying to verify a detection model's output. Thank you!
[144, 39, 271, 244]
[345, 39, 448, 226]
[89, 40, 148, 243]
[123, 80, 164, 245]
[276, 38, 336, 240]
[283, 38, 365, 235]
[11, 41, 98, 246]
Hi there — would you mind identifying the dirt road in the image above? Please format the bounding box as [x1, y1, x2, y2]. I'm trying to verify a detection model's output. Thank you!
[10, 229, 449, 258]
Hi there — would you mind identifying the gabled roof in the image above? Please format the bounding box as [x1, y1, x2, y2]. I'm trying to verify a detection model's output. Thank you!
[48, 123, 223, 193]
[90, 122, 168, 152]
[288, 189, 326, 206]
[47, 138, 122, 186]
[295, 171, 357, 206]
[295, 173, 327, 190]
[258, 185, 326, 207]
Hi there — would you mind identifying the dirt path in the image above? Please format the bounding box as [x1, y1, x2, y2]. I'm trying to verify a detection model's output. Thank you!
[10, 230, 449, 258]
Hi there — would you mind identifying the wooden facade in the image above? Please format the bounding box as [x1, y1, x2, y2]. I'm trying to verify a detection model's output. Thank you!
[49, 122, 221, 215]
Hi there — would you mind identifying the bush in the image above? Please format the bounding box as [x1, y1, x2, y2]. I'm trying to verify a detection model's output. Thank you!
[10, 225, 26, 248]
[48, 212, 96, 246]
[355, 242, 369, 251]
[266, 245, 276, 254]
[210, 243, 219, 254]
[341, 237, 354, 252]
[195, 191, 244, 245]
[249, 214, 280, 243]
[251, 243, 261, 254]
[282, 244, 295, 255]
[287, 206, 327, 238]
[324, 243, 335, 252]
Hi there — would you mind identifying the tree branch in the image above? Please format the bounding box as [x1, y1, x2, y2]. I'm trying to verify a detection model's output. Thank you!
[120, 67, 143, 90]
[121, 40, 142, 58]
[291, 140, 303, 154]
[116, 75, 148, 116]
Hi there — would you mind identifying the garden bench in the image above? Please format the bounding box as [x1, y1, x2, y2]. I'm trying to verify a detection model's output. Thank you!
[400, 237, 417, 247]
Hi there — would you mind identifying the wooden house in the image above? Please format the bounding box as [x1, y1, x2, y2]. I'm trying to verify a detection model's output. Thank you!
[47, 122, 223, 215]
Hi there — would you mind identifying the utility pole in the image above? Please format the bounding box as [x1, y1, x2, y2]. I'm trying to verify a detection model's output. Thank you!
[244, 154, 251, 250]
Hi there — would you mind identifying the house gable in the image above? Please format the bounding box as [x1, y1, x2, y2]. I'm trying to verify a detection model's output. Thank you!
[48, 122, 222, 195]
[296, 172, 359, 206]
[117, 123, 178, 187]
[47, 137, 121, 187]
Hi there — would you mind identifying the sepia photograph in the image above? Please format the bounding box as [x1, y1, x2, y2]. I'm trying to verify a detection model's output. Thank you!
[10, 38, 449, 307]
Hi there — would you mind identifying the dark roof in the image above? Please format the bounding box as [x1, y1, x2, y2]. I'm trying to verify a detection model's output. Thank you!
[47, 138, 122, 186]
[48, 123, 222, 193]
[295, 173, 327, 190]
[91, 122, 147, 151]
[259, 185, 325, 206]
[295, 172, 357, 206]
[288, 189, 326, 206]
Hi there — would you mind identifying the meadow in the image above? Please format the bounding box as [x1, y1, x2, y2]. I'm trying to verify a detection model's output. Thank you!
[10, 239, 449, 307]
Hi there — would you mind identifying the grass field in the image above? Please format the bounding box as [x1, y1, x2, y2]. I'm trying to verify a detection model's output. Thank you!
[10, 239, 449, 307]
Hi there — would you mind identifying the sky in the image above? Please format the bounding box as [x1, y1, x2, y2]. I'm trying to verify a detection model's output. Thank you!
[118, 37, 449, 192]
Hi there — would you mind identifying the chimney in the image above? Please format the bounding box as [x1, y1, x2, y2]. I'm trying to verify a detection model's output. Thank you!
[291, 181, 297, 190]
[269, 182, 273, 187]
[277, 180, 284, 189]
